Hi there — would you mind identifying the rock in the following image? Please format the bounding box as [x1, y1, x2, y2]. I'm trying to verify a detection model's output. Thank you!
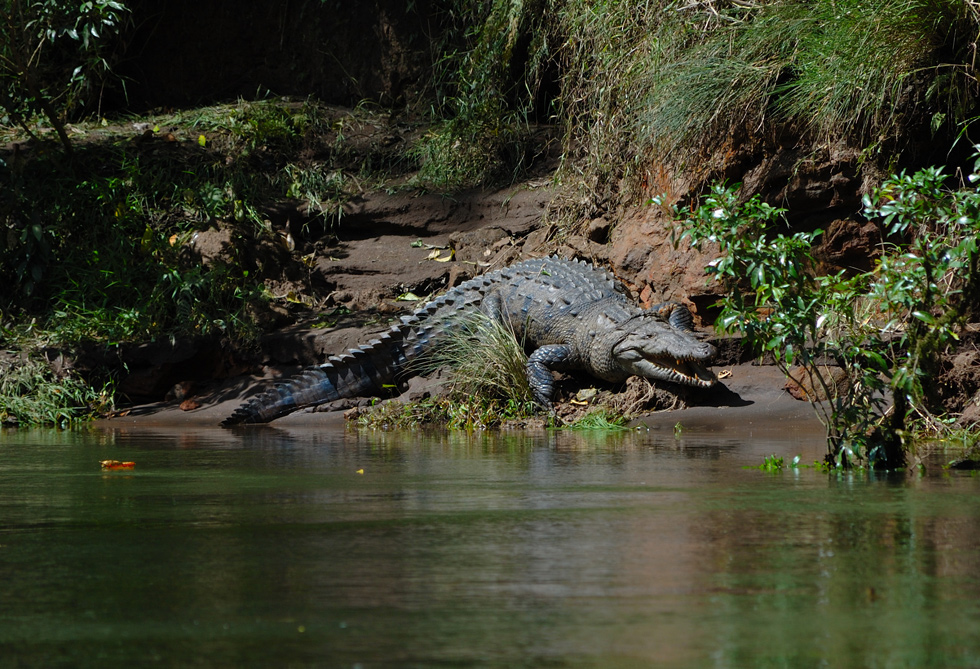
[814, 218, 882, 272]
[521, 224, 556, 256]
[608, 206, 722, 305]
[557, 234, 609, 264]
[784, 365, 850, 402]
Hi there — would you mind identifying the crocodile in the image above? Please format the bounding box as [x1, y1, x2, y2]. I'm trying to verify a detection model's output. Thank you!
[222, 256, 717, 425]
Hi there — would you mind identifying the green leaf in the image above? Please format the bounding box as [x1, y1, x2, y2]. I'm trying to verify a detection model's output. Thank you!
[911, 310, 936, 325]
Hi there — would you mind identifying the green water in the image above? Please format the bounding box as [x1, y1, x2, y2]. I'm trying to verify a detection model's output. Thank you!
[1, 424, 979, 667]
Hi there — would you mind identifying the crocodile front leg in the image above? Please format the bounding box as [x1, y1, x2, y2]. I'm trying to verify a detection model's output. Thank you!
[527, 344, 574, 407]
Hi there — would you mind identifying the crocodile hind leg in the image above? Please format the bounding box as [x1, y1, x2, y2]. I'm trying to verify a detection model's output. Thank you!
[647, 301, 697, 332]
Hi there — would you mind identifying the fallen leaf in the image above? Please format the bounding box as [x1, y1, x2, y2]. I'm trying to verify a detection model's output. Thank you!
[100, 460, 135, 470]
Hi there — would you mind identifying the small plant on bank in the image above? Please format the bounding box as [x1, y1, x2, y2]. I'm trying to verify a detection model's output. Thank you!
[353, 311, 539, 430]
[565, 408, 629, 431]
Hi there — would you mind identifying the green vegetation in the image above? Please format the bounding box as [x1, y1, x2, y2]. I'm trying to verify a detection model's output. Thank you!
[2, 0, 980, 431]
[351, 394, 636, 432]
[354, 396, 541, 431]
[671, 149, 980, 468]
[758, 454, 785, 473]
[632, 0, 970, 156]
[564, 409, 629, 431]
[0, 98, 383, 425]
[0, 353, 111, 426]
[414, 312, 536, 405]
[356, 312, 540, 430]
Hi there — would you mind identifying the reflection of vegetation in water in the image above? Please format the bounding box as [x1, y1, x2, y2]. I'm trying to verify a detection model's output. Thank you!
[353, 397, 542, 431]
[672, 153, 980, 469]
[353, 395, 632, 432]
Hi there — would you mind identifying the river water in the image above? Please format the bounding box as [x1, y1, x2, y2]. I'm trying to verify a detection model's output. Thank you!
[2, 422, 980, 667]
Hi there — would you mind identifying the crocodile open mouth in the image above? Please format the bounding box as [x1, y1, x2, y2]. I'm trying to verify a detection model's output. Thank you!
[645, 355, 718, 388]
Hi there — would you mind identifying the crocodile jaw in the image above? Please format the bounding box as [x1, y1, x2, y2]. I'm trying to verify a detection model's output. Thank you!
[612, 330, 718, 388]
[621, 353, 718, 388]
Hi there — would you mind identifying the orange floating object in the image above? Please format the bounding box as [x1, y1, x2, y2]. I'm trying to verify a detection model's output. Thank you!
[100, 460, 135, 470]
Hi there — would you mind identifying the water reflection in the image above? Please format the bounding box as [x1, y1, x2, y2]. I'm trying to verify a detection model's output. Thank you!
[1, 423, 979, 667]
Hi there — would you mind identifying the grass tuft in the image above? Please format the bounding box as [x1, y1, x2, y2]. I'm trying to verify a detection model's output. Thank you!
[417, 311, 536, 405]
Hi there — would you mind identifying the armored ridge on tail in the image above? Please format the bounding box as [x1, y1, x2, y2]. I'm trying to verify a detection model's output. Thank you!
[222, 256, 718, 425]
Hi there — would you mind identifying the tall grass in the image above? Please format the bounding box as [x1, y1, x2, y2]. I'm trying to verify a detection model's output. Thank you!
[538, 0, 979, 218]
[411, 0, 976, 201]
[411, 0, 551, 190]
[418, 311, 536, 404]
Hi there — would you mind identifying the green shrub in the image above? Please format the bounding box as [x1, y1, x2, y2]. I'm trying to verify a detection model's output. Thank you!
[0, 0, 131, 155]
[671, 150, 980, 467]
[671, 184, 894, 467]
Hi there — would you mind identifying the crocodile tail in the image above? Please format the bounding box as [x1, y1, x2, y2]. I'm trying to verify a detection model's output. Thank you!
[222, 322, 414, 425]
[221, 288, 483, 426]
